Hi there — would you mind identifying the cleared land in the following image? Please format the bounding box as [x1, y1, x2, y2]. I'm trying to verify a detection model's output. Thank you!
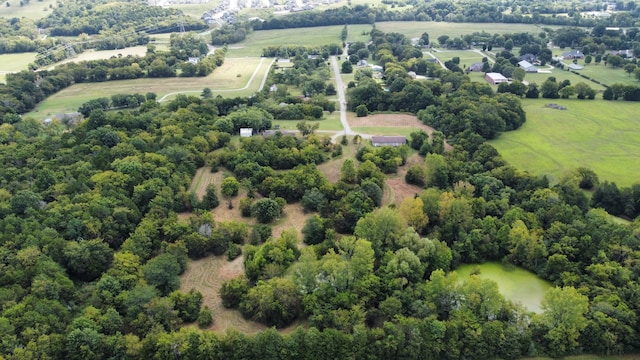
[52, 46, 151, 67]
[376, 21, 549, 41]
[0, 52, 37, 84]
[456, 262, 551, 313]
[27, 56, 269, 117]
[430, 49, 485, 68]
[227, 26, 346, 57]
[490, 98, 640, 187]
[0, 0, 57, 19]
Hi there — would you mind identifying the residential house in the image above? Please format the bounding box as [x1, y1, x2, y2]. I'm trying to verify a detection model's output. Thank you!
[562, 50, 584, 59]
[371, 136, 407, 147]
[468, 62, 484, 72]
[485, 72, 508, 85]
[517, 60, 538, 72]
[519, 53, 537, 63]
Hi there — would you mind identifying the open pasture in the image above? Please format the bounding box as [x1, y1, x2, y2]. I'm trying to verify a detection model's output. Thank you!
[376, 21, 547, 41]
[490, 98, 640, 187]
[567, 62, 639, 87]
[456, 262, 551, 313]
[0, 52, 37, 73]
[53, 46, 150, 66]
[430, 49, 486, 67]
[28, 56, 269, 116]
[0, 0, 56, 19]
[227, 26, 346, 57]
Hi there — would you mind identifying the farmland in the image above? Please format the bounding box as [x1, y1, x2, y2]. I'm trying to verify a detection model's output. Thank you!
[0, 0, 57, 19]
[27, 56, 271, 116]
[376, 21, 550, 41]
[490, 98, 640, 187]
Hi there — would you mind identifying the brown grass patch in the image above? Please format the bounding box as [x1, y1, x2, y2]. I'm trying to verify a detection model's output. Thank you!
[316, 140, 361, 183]
[180, 255, 269, 334]
[189, 167, 225, 198]
[384, 153, 425, 207]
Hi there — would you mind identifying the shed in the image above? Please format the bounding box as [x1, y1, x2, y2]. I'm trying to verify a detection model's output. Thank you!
[371, 65, 383, 72]
[485, 72, 508, 85]
[371, 136, 407, 147]
[568, 63, 584, 70]
[240, 128, 253, 137]
[517, 60, 538, 73]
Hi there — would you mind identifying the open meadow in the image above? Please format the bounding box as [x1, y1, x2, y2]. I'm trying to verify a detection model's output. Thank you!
[376, 21, 550, 41]
[27, 56, 271, 116]
[0, 52, 36, 84]
[490, 98, 640, 187]
[227, 25, 352, 57]
[0, 0, 57, 19]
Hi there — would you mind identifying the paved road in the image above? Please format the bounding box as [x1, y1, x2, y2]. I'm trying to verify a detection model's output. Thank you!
[158, 57, 275, 102]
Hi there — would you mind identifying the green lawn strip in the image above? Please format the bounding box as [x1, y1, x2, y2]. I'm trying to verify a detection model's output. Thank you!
[0, 0, 57, 19]
[456, 262, 552, 313]
[376, 21, 550, 41]
[0, 52, 37, 72]
[570, 62, 639, 87]
[429, 49, 486, 67]
[351, 126, 417, 137]
[227, 26, 344, 57]
[271, 112, 343, 132]
[490, 98, 640, 187]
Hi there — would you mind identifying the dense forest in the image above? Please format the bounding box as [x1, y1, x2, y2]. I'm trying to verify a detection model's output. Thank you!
[1, 23, 640, 358]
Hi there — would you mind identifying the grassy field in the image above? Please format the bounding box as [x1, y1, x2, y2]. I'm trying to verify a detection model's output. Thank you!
[430, 49, 486, 68]
[0, 0, 57, 19]
[227, 26, 347, 57]
[490, 98, 640, 187]
[376, 21, 549, 41]
[0, 52, 37, 72]
[52, 46, 151, 66]
[27, 56, 269, 116]
[271, 111, 344, 132]
[569, 62, 639, 87]
[456, 262, 552, 313]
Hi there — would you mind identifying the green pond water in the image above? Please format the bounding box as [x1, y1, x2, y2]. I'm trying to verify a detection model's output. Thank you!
[456, 262, 552, 313]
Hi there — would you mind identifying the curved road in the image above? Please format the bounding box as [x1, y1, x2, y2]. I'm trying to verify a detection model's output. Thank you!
[158, 57, 275, 102]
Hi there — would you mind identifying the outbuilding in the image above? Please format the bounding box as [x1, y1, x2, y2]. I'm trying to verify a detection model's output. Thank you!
[240, 128, 253, 137]
[371, 136, 407, 147]
[485, 72, 508, 85]
[517, 60, 538, 73]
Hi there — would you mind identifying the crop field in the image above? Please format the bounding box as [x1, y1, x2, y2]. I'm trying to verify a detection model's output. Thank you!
[0, 0, 57, 19]
[227, 26, 347, 57]
[27, 56, 270, 116]
[456, 262, 551, 313]
[376, 21, 549, 41]
[490, 98, 640, 187]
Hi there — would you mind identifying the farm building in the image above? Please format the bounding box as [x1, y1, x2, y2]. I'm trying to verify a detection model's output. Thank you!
[485, 72, 508, 85]
[240, 128, 253, 137]
[562, 50, 584, 59]
[517, 60, 538, 72]
[371, 136, 407, 147]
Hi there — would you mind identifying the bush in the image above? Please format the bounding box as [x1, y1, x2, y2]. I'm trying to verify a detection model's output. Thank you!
[220, 276, 250, 308]
[405, 165, 427, 186]
[250, 224, 272, 245]
[197, 306, 213, 328]
[227, 243, 242, 260]
[239, 198, 252, 217]
[251, 198, 284, 223]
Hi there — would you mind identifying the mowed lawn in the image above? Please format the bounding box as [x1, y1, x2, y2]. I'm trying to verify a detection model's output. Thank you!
[0, 52, 37, 72]
[376, 21, 549, 40]
[0, 0, 57, 19]
[227, 26, 347, 57]
[28, 57, 269, 116]
[430, 50, 486, 67]
[490, 98, 640, 187]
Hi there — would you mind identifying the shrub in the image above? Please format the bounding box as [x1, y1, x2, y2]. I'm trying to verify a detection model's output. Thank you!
[227, 243, 242, 260]
[197, 307, 213, 328]
[239, 198, 252, 217]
